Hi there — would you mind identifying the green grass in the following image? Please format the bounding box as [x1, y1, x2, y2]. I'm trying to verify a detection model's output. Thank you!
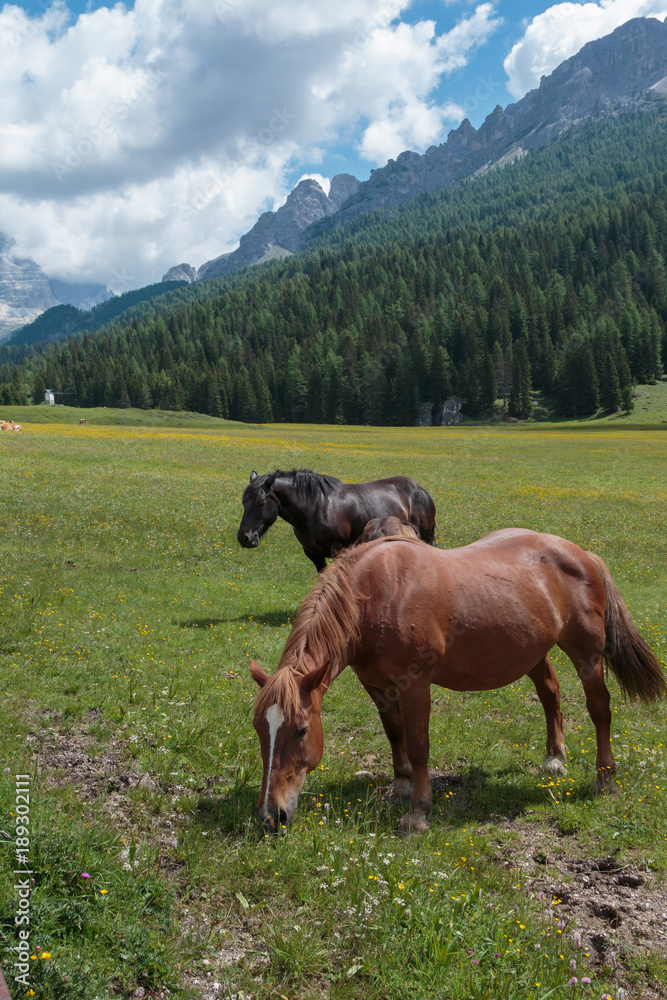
[0, 417, 666, 999]
[0, 404, 246, 429]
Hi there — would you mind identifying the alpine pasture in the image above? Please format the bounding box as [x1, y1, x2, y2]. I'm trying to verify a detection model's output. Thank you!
[0, 412, 666, 1000]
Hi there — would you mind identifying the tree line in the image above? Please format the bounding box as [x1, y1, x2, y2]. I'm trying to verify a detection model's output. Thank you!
[1, 110, 665, 423]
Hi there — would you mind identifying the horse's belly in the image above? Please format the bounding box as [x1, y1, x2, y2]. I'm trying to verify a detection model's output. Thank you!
[431, 626, 555, 691]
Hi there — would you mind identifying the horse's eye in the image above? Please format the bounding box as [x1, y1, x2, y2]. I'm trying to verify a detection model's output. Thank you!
[296, 726, 308, 739]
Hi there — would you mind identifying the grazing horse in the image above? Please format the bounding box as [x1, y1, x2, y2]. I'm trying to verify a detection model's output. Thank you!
[359, 516, 419, 544]
[79, 418, 88, 425]
[250, 529, 665, 832]
[237, 468, 435, 571]
[0, 420, 21, 431]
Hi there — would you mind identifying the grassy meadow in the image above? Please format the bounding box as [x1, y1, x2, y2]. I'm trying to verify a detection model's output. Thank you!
[0, 411, 666, 1000]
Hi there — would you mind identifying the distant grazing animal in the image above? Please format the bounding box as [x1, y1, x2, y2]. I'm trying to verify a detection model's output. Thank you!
[237, 469, 436, 572]
[250, 529, 665, 832]
[79, 418, 88, 425]
[359, 516, 419, 544]
[0, 420, 21, 431]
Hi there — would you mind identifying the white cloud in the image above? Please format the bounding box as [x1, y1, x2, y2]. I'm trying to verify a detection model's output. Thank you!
[504, 1, 667, 99]
[0, 0, 500, 286]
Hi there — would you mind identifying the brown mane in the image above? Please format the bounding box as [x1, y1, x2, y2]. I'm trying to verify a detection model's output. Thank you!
[253, 543, 371, 720]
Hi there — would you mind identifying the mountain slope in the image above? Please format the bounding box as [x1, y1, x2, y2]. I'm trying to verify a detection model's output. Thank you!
[163, 174, 359, 282]
[306, 15, 667, 238]
[163, 16, 667, 283]
[8, 280, 190, 349]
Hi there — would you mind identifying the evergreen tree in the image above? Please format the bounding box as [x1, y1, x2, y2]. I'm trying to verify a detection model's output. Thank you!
[508, 341, 533, 418]
[32, 370, 46, 405]
[599, 352, 621, 412]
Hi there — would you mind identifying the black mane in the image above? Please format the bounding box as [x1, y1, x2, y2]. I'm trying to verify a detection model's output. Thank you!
[243, 468, 340, 503]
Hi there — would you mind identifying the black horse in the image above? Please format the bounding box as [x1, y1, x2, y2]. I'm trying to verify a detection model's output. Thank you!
[237, 468, 436, 571]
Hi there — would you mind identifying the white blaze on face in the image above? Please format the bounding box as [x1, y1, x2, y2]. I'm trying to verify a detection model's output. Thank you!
[263, 703, 285, 811]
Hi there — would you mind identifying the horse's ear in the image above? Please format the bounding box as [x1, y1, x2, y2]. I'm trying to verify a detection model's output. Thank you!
[249, 659, 270, 688]
[249, 471, 258, 482]
[300, 662, 329, 696]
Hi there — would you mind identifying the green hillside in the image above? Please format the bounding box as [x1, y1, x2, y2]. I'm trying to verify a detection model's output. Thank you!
[0, 109, 665, 424]
[8, 280, 188, 349]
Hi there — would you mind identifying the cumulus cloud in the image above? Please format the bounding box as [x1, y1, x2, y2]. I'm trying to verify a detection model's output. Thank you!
[504, 0, 667, 98]
[0, 0, 500, 285]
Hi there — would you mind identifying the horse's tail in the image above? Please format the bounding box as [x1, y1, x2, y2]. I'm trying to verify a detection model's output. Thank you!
[588, 552, 666, 703]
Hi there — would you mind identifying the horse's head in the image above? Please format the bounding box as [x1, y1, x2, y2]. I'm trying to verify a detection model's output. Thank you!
[237, 471, 279, 549]
[250, 658, 328, 831]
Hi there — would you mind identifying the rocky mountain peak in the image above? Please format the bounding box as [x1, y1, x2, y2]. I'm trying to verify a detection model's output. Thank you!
[164, 173, 360, 283]
[302, 15, 667, 241]
[162, 16, 667, 286]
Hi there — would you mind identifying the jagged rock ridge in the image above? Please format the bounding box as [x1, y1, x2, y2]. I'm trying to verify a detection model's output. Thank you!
[163, 174, 359, 283]
[165, 16, 667, 283]
[304, 16, 667, 238]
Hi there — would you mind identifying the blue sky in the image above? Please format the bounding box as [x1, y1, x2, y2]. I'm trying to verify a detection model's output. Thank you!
[1, 0, 665, 287]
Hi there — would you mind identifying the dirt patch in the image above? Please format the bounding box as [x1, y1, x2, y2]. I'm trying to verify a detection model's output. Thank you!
[24, 714, 195, 832]
[490, 822, 667, 996]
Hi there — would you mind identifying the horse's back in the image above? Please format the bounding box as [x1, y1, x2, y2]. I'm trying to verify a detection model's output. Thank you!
[346, 530, 606, 690]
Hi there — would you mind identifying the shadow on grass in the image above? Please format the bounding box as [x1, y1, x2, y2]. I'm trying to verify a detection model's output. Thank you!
[177, 610, 295, 629]
[187, 764, 597, 838]
[178, 617, 227, 628]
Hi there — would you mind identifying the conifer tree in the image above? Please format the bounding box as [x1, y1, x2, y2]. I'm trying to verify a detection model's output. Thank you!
[599, 352, 621, 412]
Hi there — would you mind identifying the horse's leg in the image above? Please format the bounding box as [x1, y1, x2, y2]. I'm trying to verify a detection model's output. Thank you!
[559, 638, 616, 793]
[358, 681, 413, 801]
[304, 548, 327, 572]
[528, 655, 568, 777]
[397, 683, 432, 833]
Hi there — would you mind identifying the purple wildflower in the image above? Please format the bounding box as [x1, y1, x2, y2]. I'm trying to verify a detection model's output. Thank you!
[569, 977, 577, 986]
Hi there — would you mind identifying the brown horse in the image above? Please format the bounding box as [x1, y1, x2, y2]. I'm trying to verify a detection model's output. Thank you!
[359, 516, 419, 543]
[250, 529, 665, 832]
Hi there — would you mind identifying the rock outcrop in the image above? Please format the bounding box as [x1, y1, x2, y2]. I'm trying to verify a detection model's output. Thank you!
[163, 174, 359, 283]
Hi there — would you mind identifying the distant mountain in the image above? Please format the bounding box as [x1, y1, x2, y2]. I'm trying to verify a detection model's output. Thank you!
[307, 15, 667, 237]
[164, 16, 667, 281]
[8, 280, 187, 349]
[162, 173, 359, 282]
[0, 233, 111, 342]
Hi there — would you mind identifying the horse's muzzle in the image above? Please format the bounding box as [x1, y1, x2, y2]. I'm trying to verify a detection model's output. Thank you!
[258, 804, 288, 832]
[238, 530, 260, 548]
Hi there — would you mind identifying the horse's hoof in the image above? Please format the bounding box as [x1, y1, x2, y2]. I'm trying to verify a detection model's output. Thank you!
[383, 778, 412, 803]
[541, 755, 568, 777]
[594, 770, 618, 795]
[398, 812, 430, 835]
